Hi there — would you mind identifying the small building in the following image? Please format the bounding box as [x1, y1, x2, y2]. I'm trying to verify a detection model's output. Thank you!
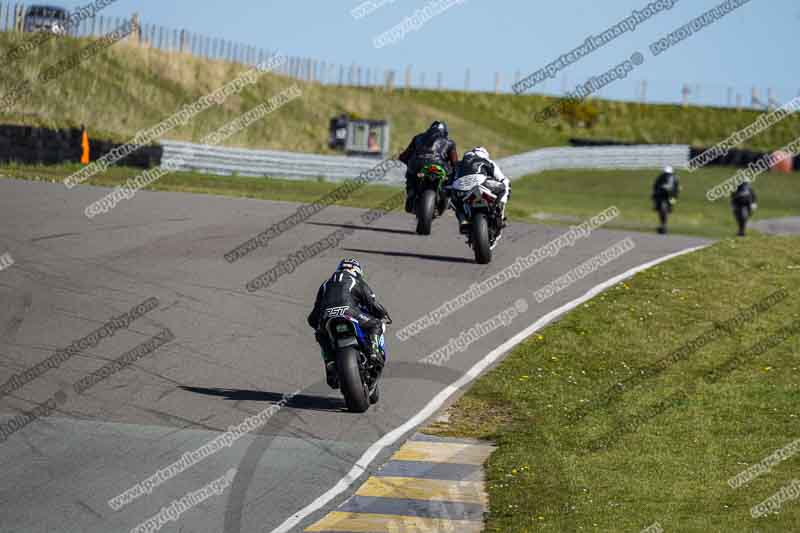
[329, 115, 390, 157]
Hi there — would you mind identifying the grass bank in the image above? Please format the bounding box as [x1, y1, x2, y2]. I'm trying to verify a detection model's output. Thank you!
[425, 236, 800, 532]
[2, 32, 800, 157]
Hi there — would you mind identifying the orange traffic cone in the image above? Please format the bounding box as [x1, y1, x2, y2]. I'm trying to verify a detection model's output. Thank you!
[81, 128, 90, 165]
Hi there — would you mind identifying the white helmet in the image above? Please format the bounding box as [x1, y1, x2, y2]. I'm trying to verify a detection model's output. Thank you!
[663, 165, 674, 174]
[472, 146, 490, 160]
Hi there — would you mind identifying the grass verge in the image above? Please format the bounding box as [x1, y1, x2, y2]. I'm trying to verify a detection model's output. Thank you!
[2, 163, 797, 239]
[424, 236, 800, 532]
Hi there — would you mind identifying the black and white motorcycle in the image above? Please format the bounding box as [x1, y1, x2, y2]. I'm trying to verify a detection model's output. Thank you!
[447, 174, 505, 264]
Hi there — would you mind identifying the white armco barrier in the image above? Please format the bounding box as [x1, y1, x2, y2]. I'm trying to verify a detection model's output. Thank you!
[160, 140, 690, 184]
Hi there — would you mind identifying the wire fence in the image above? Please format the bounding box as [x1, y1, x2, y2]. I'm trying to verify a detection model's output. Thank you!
[0, 1, 797, 110]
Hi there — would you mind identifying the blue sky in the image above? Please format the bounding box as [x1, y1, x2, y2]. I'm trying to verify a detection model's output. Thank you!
[80, 0, 797, 107]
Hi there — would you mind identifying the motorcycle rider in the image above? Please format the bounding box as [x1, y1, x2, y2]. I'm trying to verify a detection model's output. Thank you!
[307, 258, 390, 389]
[731, 180, 758, 237]
[398, 121, 459, 213]
[652, 165, 680, 234]
[452, 146, 510, 233]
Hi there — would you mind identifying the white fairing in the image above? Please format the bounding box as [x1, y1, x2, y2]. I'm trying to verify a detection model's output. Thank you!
[452, 174, 487, 192]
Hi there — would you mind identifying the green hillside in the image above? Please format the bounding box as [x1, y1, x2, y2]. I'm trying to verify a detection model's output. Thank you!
[1, 31, 799, 158]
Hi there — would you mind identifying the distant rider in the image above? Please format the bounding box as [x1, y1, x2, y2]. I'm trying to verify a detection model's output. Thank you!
[453, 146, 510, 232]
[398, 121, 459, 213]
[307, 258, 390, 389]
[731, 180, 758, 237]
[652, 165, 680, 234]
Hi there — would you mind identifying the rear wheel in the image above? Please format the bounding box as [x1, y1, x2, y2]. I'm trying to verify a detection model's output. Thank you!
[472, 213, 492, 264]
[337, 348, 369, 413]
[416, 189, 436, 235]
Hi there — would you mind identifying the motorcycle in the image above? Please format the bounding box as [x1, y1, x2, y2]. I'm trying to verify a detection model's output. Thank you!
[414, 163, 449, 235]
[448, 173, 504, 264]
[322, 308, 392, 413]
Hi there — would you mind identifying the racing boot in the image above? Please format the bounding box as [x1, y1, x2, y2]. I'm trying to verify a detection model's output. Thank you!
[405, 192, 415, 214]
[325, 360, 339, 389]
[365, 335, 385, 369]
[317, 331, 339, 389]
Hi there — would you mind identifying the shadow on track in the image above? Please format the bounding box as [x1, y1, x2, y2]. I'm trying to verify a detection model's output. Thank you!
[222, 361, 470, 533]
[179, 386, 345, 412]
[342, 247, 473, 264]
[307, 221, 417, 236]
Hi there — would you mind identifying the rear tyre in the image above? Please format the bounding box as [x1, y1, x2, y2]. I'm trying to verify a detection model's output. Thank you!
[416, 189, 436, 235]
[472, 213, 492, 264]
[337, 348, 369, 413]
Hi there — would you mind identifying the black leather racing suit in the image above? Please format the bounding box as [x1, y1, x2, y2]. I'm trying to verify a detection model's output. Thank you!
[731, 182, 757, 236]
[307, 271, 389, 361]
[652, 172, 680, 210]
[398, 131, 458, 202]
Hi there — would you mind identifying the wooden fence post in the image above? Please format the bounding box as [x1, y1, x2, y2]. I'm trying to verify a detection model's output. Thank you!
[15, 3, 23, 33]
[385, 70, 395, 93]
[751, 87, 762, 109]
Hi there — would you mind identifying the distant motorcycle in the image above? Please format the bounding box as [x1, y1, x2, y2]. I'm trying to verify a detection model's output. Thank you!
[414, 163, 449, 235]
[448, 174, 504, 264]
[321, 308, 391, 412]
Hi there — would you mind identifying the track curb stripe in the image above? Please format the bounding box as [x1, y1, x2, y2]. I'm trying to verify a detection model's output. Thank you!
[305, 435, 493, 531]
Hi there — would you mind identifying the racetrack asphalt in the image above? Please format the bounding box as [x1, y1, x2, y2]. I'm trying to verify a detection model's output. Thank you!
[0, 178, 709, 532]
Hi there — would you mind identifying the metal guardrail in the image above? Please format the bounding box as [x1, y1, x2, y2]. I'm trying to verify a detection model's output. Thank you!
[161, 140, 691, 184]
[499, 145, 691, 179]
[160, 140, 407, 184]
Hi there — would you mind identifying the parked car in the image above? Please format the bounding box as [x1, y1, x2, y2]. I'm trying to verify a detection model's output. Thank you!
[23, 5, 69, 35]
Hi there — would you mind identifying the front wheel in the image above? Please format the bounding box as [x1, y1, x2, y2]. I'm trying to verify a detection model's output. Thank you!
[336, 347, 369, 413]
[472, 213, 492, 264]
[416, 189, 436, 235]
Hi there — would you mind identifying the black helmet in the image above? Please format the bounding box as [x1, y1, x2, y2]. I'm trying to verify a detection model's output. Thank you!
[336, 257, 363, 278]
[428, 121, 448, 138]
